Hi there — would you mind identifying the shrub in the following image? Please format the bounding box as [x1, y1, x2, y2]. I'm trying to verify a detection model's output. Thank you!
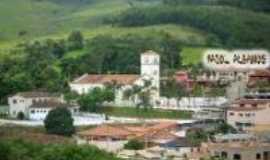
[44, 107, 75, 136]
[124, 139, 144, 150]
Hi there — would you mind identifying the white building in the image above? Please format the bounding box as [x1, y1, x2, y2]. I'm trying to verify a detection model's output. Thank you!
[29, 100, 79, 120]
[8, 91, 78, 120]
[8, 92, 63, 118]
[70, 50, 160, 106]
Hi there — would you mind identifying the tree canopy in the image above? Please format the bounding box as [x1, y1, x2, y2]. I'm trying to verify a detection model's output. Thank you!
[44, 107, 75, 136]
[78, 87, 115, 112]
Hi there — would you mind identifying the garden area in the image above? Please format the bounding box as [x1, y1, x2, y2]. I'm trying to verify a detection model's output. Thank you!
[97, 107, 193, 119]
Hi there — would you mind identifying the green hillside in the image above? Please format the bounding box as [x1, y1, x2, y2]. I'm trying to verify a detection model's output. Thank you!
[0, 0, 211, 55]
[1, 0, 270, 104]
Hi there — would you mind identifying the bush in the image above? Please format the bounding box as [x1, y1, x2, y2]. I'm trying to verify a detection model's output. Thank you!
[124, 139, 144, 150]
[0, 139, 121, 160]
[44, 107, 75, 136]
[0, 141, 10, 160]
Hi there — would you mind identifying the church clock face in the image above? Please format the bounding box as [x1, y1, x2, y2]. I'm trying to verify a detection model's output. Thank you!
[144, 58, 149, 65]
[143, 57, 159, 65]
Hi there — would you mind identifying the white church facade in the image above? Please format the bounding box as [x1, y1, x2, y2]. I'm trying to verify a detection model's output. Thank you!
[70, 50, 160, 107]
[70, 50, 227, 111]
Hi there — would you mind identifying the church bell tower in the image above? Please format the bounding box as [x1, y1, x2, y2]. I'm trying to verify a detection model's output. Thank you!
[140, 50, 160, 99]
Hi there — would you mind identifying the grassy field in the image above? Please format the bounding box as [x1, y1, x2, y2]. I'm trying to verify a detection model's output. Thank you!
[181, 47, 206, 65]
[0, 125, 74, 144]
[97, 107, 192, 119]
[0, 0, 207, 53]
[0, 105, 8, 114]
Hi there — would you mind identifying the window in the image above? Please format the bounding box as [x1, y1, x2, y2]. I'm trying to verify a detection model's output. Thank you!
[233, 154, 241, 160]
[246, 113, 250, 117]
[13, 99, 17, 104]
[221, 152, 228, 158]
[256, 153, 261, 160]
[230, 112, 235, 116]
[252, 104, 258, 108]
[239, 113, 243, 117]
[31, 110, 35, 114]
[240, 104, 245, 107]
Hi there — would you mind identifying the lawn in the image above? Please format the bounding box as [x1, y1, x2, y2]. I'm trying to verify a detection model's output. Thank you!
[181, 47, 206, 65]
[0, 105, 8, 114]
[97, 107, 192, 119]
[0, 0, 207, 55]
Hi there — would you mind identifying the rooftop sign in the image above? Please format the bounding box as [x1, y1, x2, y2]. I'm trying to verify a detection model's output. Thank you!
[203, 49, 270, 71]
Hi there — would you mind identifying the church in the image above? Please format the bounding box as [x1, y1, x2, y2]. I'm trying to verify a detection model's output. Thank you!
[69, 50, 161, 106]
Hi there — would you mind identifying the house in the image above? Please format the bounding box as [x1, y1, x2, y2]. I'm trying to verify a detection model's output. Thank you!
[213, 133, 256, 143]
[226, 98, 270, 131]
[204, 141, 270, 160]
[174, 71, 194, 90]
[248, 69, 270, 88]
[76, 122, 180, 152]
[70, 50, 160, 106]
[8, 91, 78, 120]
[29, 100, 79, 120]
[160, 138, 197, 156]
[8, 91, 63, 118]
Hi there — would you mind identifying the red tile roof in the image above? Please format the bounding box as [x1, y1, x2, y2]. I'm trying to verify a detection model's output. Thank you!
[14, 92, 60, 98]
[72, 74, 140, 85]
[228, 107, 264, 111]
[78, 122, 178, 140]
[233, 99, 270, 105]
[249, 70, 270, 77]
[79, 125, 134, 138]
[30, 100, 75, 109]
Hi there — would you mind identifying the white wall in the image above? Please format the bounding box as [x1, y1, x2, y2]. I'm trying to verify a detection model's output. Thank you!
[70, 83, 104, 95]
[8, 96, 32, 118]
[156, 97, 227, 111]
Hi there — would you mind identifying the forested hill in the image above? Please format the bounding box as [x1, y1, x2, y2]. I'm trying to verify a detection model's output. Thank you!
[0, 0, 270, 103]
[1, 0, 270, 49]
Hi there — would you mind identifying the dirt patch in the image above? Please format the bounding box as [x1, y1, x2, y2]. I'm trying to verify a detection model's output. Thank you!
[0, 124, 74, 144]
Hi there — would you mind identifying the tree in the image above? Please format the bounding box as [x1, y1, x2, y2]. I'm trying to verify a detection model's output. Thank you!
[215, 122, 236, 134]
[78, 87, 115, 112]
[124, 139, 144, 150]
[187, 129, 208, 146]
[67, 31, 84, 50]
[44, 107, 75, 136]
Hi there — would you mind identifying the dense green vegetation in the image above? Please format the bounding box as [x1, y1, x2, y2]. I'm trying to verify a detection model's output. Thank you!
[163, 0, 270, 12]
[44, 107, 75, 136]
[1, 0, 269, 104]
[0, 139, 121, 160]
[0, 33, 184, 103]
[78, 87, 115, 112]
[124, 139, 144, 150]
[112, 5, 270, 49]
[97, 107, 192, 119]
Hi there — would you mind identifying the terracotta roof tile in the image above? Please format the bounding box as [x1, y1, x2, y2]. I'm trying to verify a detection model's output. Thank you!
[30, 100, 75, 109]
[79, 125, 133, 138]
[233, 99, 270, 105]
[72, 74, 140, 85]
[15, 92, 60, 98]
[228, 107, 264, 111]
[249, 70, 270, 77]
